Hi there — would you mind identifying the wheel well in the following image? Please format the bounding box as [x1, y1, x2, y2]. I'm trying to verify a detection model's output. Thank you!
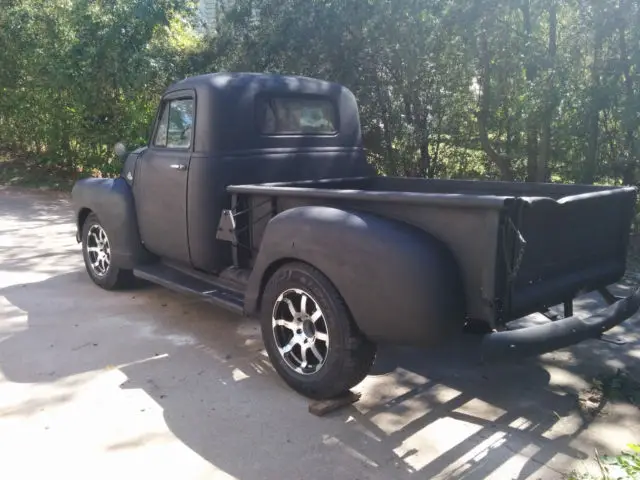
[256, 258, 343, 314]
[76, 208, 93, 241]
[256, 257, 298, 312]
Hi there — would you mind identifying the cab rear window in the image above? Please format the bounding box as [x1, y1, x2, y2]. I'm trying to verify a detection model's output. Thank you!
[256, 96, 338, 135]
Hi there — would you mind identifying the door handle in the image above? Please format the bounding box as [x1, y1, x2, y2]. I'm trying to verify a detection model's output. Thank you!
[170, 164, 187, 171]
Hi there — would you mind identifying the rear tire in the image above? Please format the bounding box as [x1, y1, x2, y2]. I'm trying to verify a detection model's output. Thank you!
[81, 213, 134, 290]
[260, 262, 376, 399]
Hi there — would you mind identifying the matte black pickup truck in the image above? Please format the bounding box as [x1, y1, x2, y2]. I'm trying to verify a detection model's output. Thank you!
[72, 72, 640, 399]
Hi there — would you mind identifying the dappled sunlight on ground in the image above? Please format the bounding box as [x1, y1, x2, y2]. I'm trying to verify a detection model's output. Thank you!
[0, 187, 78, 286]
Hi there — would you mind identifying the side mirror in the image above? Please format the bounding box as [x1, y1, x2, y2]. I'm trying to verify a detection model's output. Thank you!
[114, 142, 127, 161]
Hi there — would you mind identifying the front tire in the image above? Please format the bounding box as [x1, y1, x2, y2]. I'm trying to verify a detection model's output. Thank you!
[81, 213, 134, 290]
[260, 262, 376, 399]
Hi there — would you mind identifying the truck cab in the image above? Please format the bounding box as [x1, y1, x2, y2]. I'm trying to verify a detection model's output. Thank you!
[121, 73, 372, 272]
[72, 72, 640, 401]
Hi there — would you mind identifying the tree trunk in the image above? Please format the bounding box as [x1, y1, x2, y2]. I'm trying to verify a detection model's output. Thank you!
[416, 105, 432, 178]
[618, 0, 637, 185]
[522, 0, 540, 182]
[581, 26, 603, 184]
[419, 141, 431, 177]
[477, 28, 514, 181]
[376, 80, 395, 175]
[429, 113, 443, 178]
[539, 1, 557, 182]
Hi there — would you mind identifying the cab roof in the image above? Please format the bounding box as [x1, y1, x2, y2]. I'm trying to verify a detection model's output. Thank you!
[159, 72, 362, 154]
[165, 72, 344, 98]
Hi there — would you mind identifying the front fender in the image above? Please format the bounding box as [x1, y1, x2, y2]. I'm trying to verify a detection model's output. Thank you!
[71, 177, 150, 269]
[245, 206, 465, 346]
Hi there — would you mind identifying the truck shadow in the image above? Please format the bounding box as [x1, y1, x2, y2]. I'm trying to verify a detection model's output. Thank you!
[1, 272, 639, 479]
[340, 346, 586, 478]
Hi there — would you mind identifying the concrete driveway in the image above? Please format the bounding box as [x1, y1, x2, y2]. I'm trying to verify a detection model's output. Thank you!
[1, 186, 639, 480]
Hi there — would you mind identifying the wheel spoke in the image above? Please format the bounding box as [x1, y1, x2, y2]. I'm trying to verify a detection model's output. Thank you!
[311, 309, 322, 322]
[87, 247, 100, 253]
[300, 294, 308, 314]
[273, 318, 296, 331]
[283, 298, 298, 318]
[279, 337, 298, 355]
[309, 343, 323, 363]
[299, 343, 309, 369]
[315, 331, 328, 342]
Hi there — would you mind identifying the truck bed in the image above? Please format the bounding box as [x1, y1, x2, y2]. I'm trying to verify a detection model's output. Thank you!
[228, 176, 637, 327]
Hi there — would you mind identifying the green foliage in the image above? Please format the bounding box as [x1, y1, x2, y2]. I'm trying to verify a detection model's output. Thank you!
[601, 444, 640, 479]
[566, 444, 640, 480]
[1, 0, 639, 185]
[0, 0, 198, 176]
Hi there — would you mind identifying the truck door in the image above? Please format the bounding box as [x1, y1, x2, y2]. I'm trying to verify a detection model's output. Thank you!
[134, 91, 194, 264]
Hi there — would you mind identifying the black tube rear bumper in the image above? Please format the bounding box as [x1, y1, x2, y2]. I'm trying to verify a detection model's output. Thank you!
[481, 287, 640, 362]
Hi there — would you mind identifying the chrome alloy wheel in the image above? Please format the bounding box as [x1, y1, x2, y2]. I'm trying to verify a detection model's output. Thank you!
[272, 288, 330, 375]
[86, 224, 111, 277]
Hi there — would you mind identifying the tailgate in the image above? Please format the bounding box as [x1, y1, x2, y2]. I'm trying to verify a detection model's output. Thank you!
[506, 187, 637, 319]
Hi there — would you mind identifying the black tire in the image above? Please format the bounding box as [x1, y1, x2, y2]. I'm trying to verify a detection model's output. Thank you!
[260, 262, 377, 400]
[81, 213, 134, 290]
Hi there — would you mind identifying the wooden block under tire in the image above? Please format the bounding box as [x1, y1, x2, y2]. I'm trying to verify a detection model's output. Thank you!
[308, 391, 362, 417]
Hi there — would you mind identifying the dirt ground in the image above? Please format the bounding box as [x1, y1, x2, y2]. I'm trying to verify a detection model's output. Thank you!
[1, 186, 639, 480]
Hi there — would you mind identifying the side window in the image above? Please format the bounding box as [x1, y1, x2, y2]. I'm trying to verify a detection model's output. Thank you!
[153, 98, 194, 149]
[153, 103, 170, 147]
[257, 96, 338, 135]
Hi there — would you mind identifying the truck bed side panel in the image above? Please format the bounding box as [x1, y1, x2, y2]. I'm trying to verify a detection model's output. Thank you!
[245, 206, 466, 345]
[247, 195, 504, 324]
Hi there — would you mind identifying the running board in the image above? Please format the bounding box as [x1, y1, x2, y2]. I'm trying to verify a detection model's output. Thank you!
[134, 263, 245, 315]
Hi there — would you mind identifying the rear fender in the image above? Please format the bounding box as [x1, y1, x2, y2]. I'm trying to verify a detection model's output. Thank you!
[245, 206, 465, 346]
[71, 177, 150, 269]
